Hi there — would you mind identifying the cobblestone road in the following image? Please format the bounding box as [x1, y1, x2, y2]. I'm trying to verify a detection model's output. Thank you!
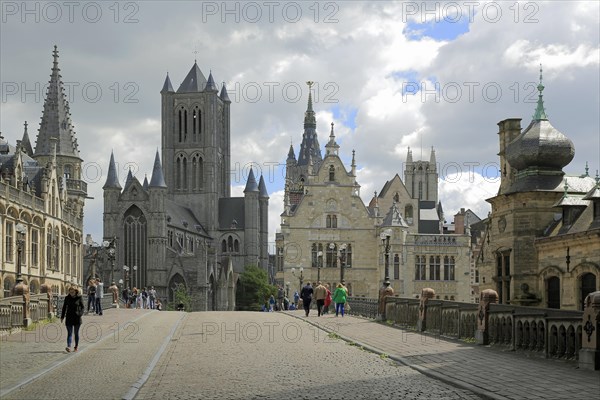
[136, 312, 481, 400]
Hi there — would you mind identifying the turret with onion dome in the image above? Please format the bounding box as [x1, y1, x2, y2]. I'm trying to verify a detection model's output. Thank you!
[505, 66, 575, 177]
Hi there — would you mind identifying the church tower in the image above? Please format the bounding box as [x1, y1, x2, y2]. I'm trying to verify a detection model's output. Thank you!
[404, 146, 438, 202]
[285, 82, 323, 206]
[33, 46, 86, 219]
[160, 62, 231, 232]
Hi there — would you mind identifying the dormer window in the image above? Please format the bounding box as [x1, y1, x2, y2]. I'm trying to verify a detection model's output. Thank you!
[329, 165, 335, 181]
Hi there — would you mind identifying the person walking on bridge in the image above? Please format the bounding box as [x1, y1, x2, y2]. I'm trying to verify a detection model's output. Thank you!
[300, 282, 314, 317]
[333, 283, 348, 317]
[61, 285, 84, 352]
[314, 281, 327, 317]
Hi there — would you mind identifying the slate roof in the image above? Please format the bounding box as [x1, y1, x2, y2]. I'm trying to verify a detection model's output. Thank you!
[219, 197, 245, 229]
[166, 199, 209, 236]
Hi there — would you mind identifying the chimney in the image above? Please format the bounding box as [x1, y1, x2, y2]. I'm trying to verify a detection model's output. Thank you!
[454, 209, 465, 235]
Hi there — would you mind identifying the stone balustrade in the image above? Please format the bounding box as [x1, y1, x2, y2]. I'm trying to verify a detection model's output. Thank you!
[0, 293, 54, 331]
[347, 288, 595, 368]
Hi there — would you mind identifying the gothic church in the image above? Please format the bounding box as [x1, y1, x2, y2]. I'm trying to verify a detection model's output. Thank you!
[103, 62, 269, 311]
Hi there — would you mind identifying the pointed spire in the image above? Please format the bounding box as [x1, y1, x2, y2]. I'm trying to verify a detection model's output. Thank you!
[287, 144, 296, 161]
[34, 45, 80, 159]
[244, 168, 259, 193]
[258, 175, 269, 199]
[563, 179, 569, 198]
[407, 147, 413, 163]
[21, 121, 34, 157]
[351, 150, 356, 168]
[205, 71, 218, 92]
[585, 162, 589, 177]
[161, 72, 174, 93]
[177, 61, 207, 93]
[149, 150, 167, 188]
[125, 168, 134, 188]
[219, 83, 231, 103]
[329, 122, 335, 142]
[142, 174, 149, 190]
[304, 81, 316, 129]
[430, 146, 436, 165]
[103, 151, 121, 189]
[533, 64, 548, 120]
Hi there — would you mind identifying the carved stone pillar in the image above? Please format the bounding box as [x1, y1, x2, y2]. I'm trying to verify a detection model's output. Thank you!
[378, 285, 395, 320]
[417, 288, 435, 331]
[40, 283, 54, 318]
[579, 291, 600, 370]
[12, 281, 32, 327]
[476, 289, 498, 345]
[109, 283, 119, 308]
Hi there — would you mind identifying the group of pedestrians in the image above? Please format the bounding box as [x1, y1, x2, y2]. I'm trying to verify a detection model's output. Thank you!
[299, 281, 348, 317]
[85, 278, 104, 316]
[121, 286, 160, 310]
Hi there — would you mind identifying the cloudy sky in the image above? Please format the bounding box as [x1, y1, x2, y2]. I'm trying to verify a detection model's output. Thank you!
[1, 1, 599, 248]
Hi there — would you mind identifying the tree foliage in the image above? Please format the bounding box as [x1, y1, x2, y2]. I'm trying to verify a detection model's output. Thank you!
[167, 283, 192, 312]
[236, 265, 276, 311]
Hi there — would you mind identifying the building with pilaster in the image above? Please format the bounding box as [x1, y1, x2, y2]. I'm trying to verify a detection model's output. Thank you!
[1, 47, 87, 297]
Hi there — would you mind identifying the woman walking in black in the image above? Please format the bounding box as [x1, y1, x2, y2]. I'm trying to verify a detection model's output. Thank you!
[61, 285, 84, 352]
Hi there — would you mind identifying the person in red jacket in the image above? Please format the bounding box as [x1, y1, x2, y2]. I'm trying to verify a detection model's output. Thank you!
[323, 284, 332, 315]
[61, 285, 84, 352]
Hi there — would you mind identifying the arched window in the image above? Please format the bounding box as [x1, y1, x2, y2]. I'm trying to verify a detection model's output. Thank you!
[192, 155, 203, 191]
[123, 206, 147, 288]
[54, 228, 60, 272]
[393, 193, 400, 203]
[227, 236, 233, 252]
[580, 273, 597, 310]
[329, 165, 335, 181]
[5, 221, 13, 262]
[444, 256, 455, 280]
[221, 240, 227, 253]
[192, 108, 199, 142]
[46, 228, 53, 269]
[393, 254, 400, 280]
[178, 108, 184, 142]
[176, 155, 188, 190]
[234, 239, 239, 252]
[415, 255, 426, 280]
[326, 243, 337, 268]
[547, 276, 560, 309]
[418, 181, 423, 200]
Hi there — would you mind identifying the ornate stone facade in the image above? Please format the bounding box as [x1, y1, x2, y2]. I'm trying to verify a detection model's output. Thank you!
[477, 70, 600, 310]
[276, 89, 472, 302]
[1, 47, 86, 297]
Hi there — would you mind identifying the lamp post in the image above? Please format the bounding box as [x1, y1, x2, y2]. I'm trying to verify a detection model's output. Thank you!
[15, 223, 27, 285]
[104, 238, 116, 285]
[317, 251, 323, 282]
[339, 244, 347, 284]
[133, 265, 138, 288]
[123, 265, 130, 289]
[380, 230, 392, 288]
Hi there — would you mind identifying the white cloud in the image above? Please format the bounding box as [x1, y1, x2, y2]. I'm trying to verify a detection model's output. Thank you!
[1, 0, 598, 249]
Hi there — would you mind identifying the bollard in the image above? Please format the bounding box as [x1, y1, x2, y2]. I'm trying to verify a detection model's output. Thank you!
[579, 291, 600, 370]
[476, 289, 498, 345]
[417, 288, 435, 331]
